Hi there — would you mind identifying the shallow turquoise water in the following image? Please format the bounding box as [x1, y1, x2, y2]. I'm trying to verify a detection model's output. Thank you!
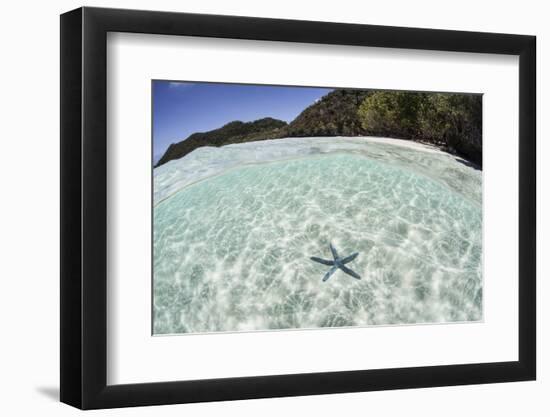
[153, 138, 482, 335]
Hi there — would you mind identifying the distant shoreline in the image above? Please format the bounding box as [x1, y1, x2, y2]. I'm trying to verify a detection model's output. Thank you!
[155, 135, 475, 170]
[153, 136, 481, 206]
[227, 136, 446, 155]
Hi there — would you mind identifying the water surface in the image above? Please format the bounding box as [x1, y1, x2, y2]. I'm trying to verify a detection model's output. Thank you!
[153, 137, 482, 334]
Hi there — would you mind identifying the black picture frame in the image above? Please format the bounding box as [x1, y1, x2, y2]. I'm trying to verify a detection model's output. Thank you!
[60, 6, 536, 410]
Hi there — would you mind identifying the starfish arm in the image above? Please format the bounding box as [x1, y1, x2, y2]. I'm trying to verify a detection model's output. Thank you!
[310, 257, 335, 266]
[329, 243, 339, 259]
[322, 266, 338, 282]
[340, 265, 361, 280]
[341, 252, 359, 264]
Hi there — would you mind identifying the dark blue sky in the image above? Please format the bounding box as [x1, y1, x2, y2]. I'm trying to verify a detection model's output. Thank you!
[153, 81, 333, 159]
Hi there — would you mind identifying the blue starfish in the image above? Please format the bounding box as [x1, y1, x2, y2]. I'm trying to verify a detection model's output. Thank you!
[310, 243, 361, 282]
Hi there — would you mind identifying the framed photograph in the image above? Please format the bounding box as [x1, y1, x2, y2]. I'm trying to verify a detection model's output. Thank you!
[60, 6, 536, 409]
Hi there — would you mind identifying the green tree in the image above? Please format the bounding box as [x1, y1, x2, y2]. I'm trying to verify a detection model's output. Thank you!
[357, 91, 426, 138]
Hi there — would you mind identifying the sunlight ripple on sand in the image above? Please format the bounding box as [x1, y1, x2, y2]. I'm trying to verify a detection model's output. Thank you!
[153, 137, 482, 334]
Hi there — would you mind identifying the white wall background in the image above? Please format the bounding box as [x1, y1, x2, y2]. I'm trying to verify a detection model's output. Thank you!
[0, 0, 545, 415]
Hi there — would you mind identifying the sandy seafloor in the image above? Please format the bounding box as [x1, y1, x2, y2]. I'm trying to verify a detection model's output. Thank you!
[153, 137, 482, 335]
